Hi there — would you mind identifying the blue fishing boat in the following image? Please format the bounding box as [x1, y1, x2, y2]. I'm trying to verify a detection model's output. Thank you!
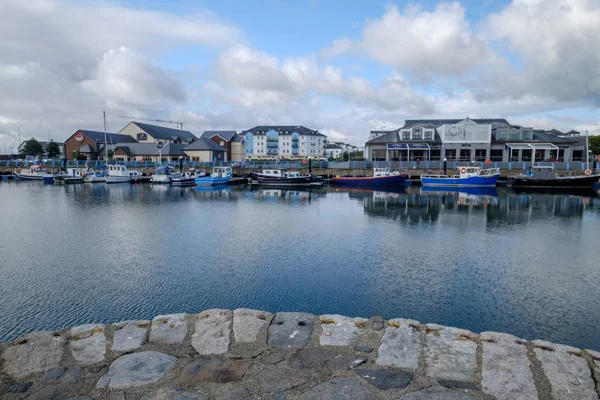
[195, 166, 232, 186]
[421, 166, 500, 187]
[330, 168, 408, 186]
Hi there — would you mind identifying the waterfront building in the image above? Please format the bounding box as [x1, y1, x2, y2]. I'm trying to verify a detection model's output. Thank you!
[183, 138, 228, 162]
[119, 122, 197, 145]
[64, 130, 137, 160]
[365, 118, 579, 163]
[241, 125, 326, 160]
[17, 140, 65, 158]
[324, 143, 343, 159]
[112, 142, 189, 163]
[200, 131, 245, 161]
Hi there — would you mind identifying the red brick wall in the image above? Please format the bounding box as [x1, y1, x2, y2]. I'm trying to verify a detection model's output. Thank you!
[64, 131, 97, 160]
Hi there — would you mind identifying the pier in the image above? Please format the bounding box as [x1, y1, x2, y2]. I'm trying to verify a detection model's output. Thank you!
[1, 309, 599, 399]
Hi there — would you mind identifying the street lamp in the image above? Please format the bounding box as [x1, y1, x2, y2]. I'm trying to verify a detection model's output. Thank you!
[179, 155, 183, 173]
[443, 157, 447, 175]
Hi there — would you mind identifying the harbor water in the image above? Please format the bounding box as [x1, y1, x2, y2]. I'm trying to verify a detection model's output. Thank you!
[0, 181, 599, 350]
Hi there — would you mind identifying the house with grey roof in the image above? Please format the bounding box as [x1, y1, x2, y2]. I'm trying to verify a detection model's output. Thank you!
[365, 117, 580, 163]
[119, 121, 198, 145]
[200, 131, 245, 161]
[183, 138, 228, 162]
[240, 125, 326, 160]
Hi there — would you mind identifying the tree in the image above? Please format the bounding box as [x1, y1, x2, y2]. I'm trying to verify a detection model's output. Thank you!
[71, 150, 87, 160]
[106, 149, 114, 160]
[342, 151, 349, 161]
[46, 140, 61, 159]
[20, 138, 44, 158]
[589, 135, 600, 156]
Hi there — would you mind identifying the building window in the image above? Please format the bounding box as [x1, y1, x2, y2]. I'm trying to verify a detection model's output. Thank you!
[490, 149, 503, 161]
[445, 149, 457, 160]
[424, 130, 433, 140]
[402, 130, 410, 140]
[412, 127, 423, 140]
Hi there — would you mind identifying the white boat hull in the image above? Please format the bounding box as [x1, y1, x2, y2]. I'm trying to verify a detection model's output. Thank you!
[106, 175, 131, 184]
[151, 175, 171, 184]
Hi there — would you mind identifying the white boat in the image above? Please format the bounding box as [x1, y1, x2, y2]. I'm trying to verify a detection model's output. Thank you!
[151, 166, 181, 184]
[14, 165, 56, 182]
[106, 165, 139, 184]
[84, 168, 106, 183]
[54, 168, 85, 184]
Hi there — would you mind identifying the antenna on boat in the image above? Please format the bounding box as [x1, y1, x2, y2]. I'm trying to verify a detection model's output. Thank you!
[103, 111, 108, 162]
[585, 130, 590, 171]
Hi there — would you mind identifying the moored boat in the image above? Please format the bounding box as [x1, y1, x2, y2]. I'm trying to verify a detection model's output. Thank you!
[330, 168, 408, 186]
[54, 168, 85, 184]
[420, 166, 500, 187]
[250, 169, 313, 186]
[84, 168, 106, 183]
[151, 166, 178, 184]
[507, 166, 600, 189]
[14, 165, 56, 181]
[195, 166, 232, 186]
[172, 169, 205, 186]
[106, 165, 139, 184]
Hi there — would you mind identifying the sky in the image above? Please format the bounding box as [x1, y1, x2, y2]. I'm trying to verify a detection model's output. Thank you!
[1, 0, 600, 153]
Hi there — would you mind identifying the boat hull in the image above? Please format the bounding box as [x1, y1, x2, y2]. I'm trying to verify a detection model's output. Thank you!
[330, 174, 408, 186]
[54, 177, 85, 184]
[13, 173, 47, 181]
[250, 173, 313, 186]
[507, 175, 600, 189]
[310, 176, 324, 186]
[421, 174, 499, 187]
[195, 175, 232, 186]
[171, 178, 196, 186]
[106, 175, 132, 184]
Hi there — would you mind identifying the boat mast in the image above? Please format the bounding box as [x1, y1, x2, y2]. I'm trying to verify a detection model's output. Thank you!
[103, 111, 108, 161]
[585, 130, 589, 171]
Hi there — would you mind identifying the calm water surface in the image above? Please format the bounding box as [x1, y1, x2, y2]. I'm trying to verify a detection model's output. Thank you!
[1, 182, 599, 349]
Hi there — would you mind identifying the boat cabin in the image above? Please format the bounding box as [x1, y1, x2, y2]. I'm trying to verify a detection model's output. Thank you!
[108, 165, 127, 174]
[457, 166, 500, 178]
[212, 167, 232, 177]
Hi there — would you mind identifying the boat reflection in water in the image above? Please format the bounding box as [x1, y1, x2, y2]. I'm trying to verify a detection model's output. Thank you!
[420, 186, 499, 207]
[248, 186, 326, 204]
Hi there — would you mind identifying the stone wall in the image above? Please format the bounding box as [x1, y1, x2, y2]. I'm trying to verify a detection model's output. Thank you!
[1, 310, 599, 399]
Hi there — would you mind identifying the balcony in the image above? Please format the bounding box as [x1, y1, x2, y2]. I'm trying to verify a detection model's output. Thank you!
[292, 143, 299, 148]
[267, 143, 278, 148]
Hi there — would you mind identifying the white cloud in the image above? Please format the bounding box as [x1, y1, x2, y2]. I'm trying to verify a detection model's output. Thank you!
[321, 2, 490, 78]
[82, 47, 186, 106]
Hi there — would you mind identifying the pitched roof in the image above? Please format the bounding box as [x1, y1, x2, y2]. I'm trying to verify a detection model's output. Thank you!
[404, 118, 510, 127]
[231, 135, 245, 143]
[184, 138, 227, 151]
[126, 122, 197, 142]
[77, 130, 138, 144]
[201, 131, 237, 142]
[241, 125, 326, 136]
[114, 142, 188, 156]
[491, 130, 577, 144]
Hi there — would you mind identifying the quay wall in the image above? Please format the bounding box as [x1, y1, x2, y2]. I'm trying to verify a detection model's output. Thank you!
[1, 309, 599, 399]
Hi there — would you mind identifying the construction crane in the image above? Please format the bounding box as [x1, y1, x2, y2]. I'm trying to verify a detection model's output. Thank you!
[119, 116, 186, 130]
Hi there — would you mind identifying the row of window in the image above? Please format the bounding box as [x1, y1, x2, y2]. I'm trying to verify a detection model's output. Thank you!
[401, 127, 434, 140]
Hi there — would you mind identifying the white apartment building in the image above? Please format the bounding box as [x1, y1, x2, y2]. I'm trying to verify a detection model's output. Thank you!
[241, 125, 326, 159]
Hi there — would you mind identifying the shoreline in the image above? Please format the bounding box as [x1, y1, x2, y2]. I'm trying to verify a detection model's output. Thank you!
[1, 309, 599, 399]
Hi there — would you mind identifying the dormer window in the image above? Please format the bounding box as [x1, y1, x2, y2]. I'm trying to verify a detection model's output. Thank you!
[412, 127, 423, 140]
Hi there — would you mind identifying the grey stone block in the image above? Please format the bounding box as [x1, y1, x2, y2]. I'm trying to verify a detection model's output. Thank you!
[69, 324, 106, 365]
[424, 325, 477, 383]
[376, 318, 421, 370]
[319, 314, 368, 346]
[112, 322, 147, 352]
[2, 331, 65, 379]
[233, 308, 273, 343]
[302, 378, 375, 400]
[96, 351, 176, 389]
[398, 386, 476, 399]
[149, 313, 188, 344]
[355, 368, 413, 390]
[481, 331, 537, 399]
[268, 312, 314, 348]
[258, 366, 310, 392]
[191, 309, 232, 355]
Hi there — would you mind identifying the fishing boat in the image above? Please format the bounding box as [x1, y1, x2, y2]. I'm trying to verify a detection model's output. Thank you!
[172, 169, 205, 186]
[330, 167, 408, 186]
[151, 166, 179, 184]
[195, 166, 232, 186]
[54, 168, 85, 184]
[420, 166, 500, 187]
[507, 166, 600, 189]
[106, 165, 139, 184]
[84, 168, 106, 183]
[13, 165, 56, 182]
[250, 169, 313, 186]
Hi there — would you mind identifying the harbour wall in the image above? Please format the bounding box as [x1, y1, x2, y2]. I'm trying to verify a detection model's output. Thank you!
[1, 309, 599, 399]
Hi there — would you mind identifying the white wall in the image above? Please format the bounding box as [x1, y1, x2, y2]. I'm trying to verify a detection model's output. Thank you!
[119, 123, 155, 143]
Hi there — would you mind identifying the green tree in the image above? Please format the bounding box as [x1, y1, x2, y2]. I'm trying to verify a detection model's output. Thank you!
[19, 138, 44, 158]
[71, 150, 87, 161]
[106, 149, 114, 160]
[46, 140, 61, 159]
[589, 135, 600, 155]
[342, 151, 349, 161]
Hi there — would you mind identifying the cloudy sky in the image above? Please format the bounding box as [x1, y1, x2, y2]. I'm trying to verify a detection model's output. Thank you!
[1, 0, 599, 152]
